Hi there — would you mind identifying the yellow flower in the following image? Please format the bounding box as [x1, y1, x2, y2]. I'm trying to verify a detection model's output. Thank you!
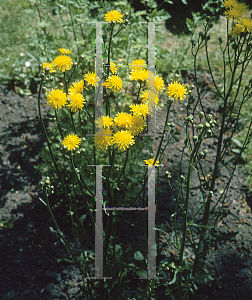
[105, 75, 123, 92]
[93, 128, 113, 151]
[223, 0, 238, 9]
[114, 112, 132, 129]
[58, 48, 72, 55]
[224, 2, 249, 20]
[95, 115, 114, 129]
[67, 92, 85, 112]
[129, 103, 148, 117]
[68, 80, 87, 94]
[155, 75, 165, 94]
[130, 115, 146, 136]
[129, 69, 148, 82]
[129, 59, 147, 71]
[42, 62, 55, 73]
[144, 158, 159, 167]
[110, 61, 118, 74]
[112, 130, 135, 151]
[104, 10, 123, 23]
[166, 81, 187, 101]
[140, 90, 159, 108]
[62, 134, 81, 151]
[52, 55, 73, 73]
[84, 72, 99, 87]
[231, 23, 243, 36]
[239, 17, 252, 32]
[46, 89, 68, 109]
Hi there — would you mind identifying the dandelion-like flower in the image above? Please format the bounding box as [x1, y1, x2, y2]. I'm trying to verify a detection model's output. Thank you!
[46, 89, 68, 109]
[110, 61, 118, 74]
[104, 10, 123, 23]
[129, 103, 148, 117]
[68, 92, 85, 112]
[224, 1, 249, 20]
[52, 55, 73, 72]
[166, 81, 187, 101]
[155, 75, 165, 94]
[231, 23, 243, 36]
[84, 72, 99, 87]
[68, 80, 86, 94]
[42, 62, 55, 73]
[129, 59, 147, 71]
[114, 112, 132, 129]
[95, 115, 114, 129]
[93, 128, 113, 151]
[129, 69, 148, 82]
[130, 115, 146, 136]
[62, 134, 81, 151]
[112, 130, 135, 151]
[58, 48, 72, 55]
[140, 90, 159, 108]
[144, 158, 159, 167]
[223, 0, 238, 9]
[105, 75, 123, 92]
[239, 17, 252, 32]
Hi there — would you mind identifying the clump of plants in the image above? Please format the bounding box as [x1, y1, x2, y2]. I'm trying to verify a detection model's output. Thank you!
[37, 0, 252, 299]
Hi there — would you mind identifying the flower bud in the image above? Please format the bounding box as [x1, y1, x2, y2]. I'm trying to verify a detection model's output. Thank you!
[199, 151, 205, 158]
[206, 114, 212, 122]
[199, 112, 204, 119]
[197, 124, 203, 131]
[174, 73, 179, 81]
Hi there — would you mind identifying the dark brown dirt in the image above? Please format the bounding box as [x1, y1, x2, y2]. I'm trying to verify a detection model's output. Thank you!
[0, 75, 252, 300]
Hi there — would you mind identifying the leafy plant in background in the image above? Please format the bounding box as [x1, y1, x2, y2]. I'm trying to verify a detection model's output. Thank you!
[34, 0, 252, 299]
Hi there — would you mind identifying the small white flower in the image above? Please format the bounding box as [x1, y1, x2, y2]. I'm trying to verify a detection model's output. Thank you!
[20, 52, 25, 57]
[19, 73, 25, 78]
[25, 61, 31, 67]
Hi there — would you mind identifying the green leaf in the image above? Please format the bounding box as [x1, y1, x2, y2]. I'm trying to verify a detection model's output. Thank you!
[231, 148, 241, 154]
[135, 269, 147, 277]
[0, 220, 14, 229]
[134, 251, 144, 261]
[169, 270, 178, 285]
[181, 0, 187, 4]
[232, 138, 243, 148]
[57, 258, 73, 263]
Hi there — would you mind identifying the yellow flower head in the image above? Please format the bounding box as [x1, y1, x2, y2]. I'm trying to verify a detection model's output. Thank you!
[93, 128, 113, 151]
[223, 0, 238, 9]
[130, 115, 146, 136]
[114, 112, 132, 129]
[129, 59, 147, 71]
[95, 115, 114, 129]
[62, 134, 81, 151]
[155, 75, 165, 94]
[58, 48, 72, 55]
[140, 90, 159, 108]
[46, 89, 68, 109]
[42, 62, 55, 73]
[105, 75, 123, 92]
[144, 158, 159, 167]
[104, 10, 123, 23]
[84, 72, 99, 87]
[52, 55, 73, 73]
[166, 81, 187, 101]
[129, 69, 148, 82]
[110, 61, 118, 74]
[239, 17, 252, 32]
[67, 92, 85, 112]
[224, 1, 249, 20]
[129, 103, 148, 117]
[231, 23, 243, 36]
[112, 130, 135, 151]
[68, 80, 86, 94]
